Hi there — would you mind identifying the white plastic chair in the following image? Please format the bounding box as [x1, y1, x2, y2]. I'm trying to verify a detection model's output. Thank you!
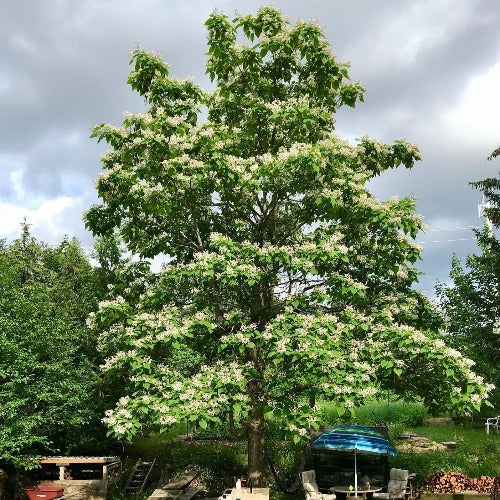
[302, 470, 336, 500]
[485, 415, 500, 434]
[372, 469, 409, 500]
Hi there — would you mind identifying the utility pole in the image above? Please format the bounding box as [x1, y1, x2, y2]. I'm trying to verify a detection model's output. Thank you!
[478, 195, 493, 231]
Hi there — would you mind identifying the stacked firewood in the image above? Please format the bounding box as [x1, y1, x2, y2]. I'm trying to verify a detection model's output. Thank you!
[420, 470, 494, 494]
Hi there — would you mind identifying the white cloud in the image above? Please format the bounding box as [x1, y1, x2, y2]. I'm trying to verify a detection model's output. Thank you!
[1, 0, 500, 293]
[9, 170, 25, 199]
[442, 58, 500, 150]
[1, 196, 84, 243]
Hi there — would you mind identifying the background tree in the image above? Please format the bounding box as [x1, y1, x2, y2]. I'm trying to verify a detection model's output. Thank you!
[85, 7, 493, 484]
[92, 232, 131, 293]
[438, 154, 500, 409]
[0, 224, 106, 468]
[470, 148, 500, 227]
[436, 229, 500, 409]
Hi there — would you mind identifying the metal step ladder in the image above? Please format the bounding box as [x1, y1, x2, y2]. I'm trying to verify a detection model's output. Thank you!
[125, 458, 156, 495]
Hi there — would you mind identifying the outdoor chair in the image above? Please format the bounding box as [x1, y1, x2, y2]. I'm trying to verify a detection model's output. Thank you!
[302, 470, 336, 500]
[372, 469, 409, 500]
[485, 416, 500, 434]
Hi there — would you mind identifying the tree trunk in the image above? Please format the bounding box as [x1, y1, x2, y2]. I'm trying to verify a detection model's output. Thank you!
[309, 393, 316, 409]
[229, 407, 236, 435]
[247, 384, 266, 486]
[0, 469, 6, 500]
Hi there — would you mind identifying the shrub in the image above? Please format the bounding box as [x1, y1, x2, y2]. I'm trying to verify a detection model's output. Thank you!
[319, 400, 428, 428]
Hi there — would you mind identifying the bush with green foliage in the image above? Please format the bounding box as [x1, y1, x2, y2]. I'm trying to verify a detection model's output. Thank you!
[0, 225, 106, 467]
[320, 400, 428, 428]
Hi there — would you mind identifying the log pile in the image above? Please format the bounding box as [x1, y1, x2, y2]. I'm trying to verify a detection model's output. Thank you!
[420, 470, 494, 494]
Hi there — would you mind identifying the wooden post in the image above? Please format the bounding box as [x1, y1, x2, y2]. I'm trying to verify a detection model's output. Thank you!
[103, 464, 108, 481]
[58, 466, 66, 480]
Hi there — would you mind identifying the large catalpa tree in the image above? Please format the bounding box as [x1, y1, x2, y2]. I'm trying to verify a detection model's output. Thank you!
[85, 7, 494, 484]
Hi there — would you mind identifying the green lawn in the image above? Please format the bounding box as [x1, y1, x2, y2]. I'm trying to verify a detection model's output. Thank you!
[390, 425, 500, 481]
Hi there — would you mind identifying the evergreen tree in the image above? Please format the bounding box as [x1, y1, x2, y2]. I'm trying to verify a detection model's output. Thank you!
[470, 148, 500, 227]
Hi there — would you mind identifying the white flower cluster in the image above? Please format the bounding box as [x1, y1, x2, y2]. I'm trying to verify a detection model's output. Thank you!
[166, 116, 184, 127]
[470, 394, 482, 405]
[359, 387, 377, 398]
[262, 329, 273, 340]
[493, 320, 500, 335]
[320, 234, 348, 255]
[331, 385, 353, 395]
[86, 312, 96, 329]
[101, 349, 137, 371]
[443, 347, 462, 359]
[94, 123, 129, 139]
[276, 337, 290, 353]
[467, 373, 484, 385]
[123, 111, 154, 126]
[411, 330, 427, 344]
[102, 396, 135, 436]
[98, 295, 126, 309]
[160, 415, 177, 425]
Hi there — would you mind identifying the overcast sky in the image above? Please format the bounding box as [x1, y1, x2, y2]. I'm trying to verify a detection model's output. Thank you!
[1, 0, 500, 297]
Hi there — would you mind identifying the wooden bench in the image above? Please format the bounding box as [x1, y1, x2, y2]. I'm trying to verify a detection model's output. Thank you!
[148, 469, 199, 500]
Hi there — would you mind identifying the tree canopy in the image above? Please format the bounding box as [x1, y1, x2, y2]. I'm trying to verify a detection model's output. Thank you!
[0, 224, 105, 467]
[438, 152, 500, 410]
[436, 229, 500, 409]
[85, 7, 493, 484]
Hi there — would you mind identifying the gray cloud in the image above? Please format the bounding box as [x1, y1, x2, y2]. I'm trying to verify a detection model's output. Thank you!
[1, 0, 499, 294]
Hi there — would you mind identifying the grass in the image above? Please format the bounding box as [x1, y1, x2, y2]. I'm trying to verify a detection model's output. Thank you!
[319, 399, 428, 428]
[389, 425, 500, 481]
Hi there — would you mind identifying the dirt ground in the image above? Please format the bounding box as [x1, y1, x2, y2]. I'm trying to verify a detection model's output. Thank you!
[396, 433, 447, 453]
